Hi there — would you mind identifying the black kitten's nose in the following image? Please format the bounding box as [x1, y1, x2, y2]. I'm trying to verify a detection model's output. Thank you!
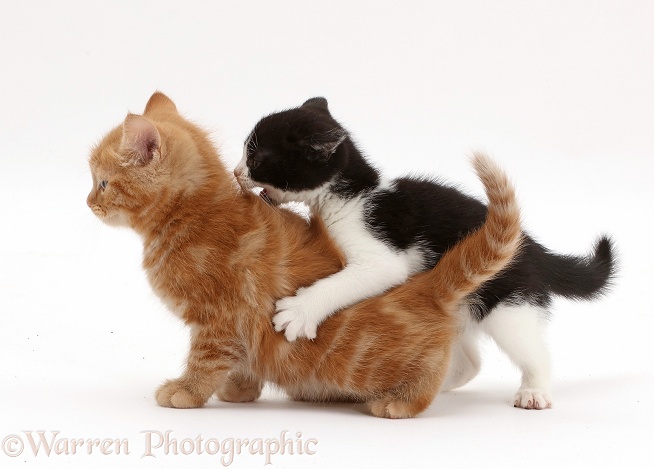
[234, 160, 247, 178]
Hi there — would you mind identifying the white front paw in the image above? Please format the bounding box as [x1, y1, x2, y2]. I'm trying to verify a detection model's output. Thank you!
[273, 293, 320, 342]
[514, 388, 552, 410]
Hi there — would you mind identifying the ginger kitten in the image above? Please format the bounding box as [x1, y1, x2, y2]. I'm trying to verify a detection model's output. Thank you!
[87, 92, 521, 418]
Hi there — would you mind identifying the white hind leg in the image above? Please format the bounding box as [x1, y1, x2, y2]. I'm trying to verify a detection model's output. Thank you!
[482, 303, 552, 409]
[441, 310, 482, 392]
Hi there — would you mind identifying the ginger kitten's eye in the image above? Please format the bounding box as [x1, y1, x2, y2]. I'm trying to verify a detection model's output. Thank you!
[99, 180, 108, 191]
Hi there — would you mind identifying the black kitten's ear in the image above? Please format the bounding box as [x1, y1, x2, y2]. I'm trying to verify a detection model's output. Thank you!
[302, 97, 330, 113]
[304, 128, 347, 161]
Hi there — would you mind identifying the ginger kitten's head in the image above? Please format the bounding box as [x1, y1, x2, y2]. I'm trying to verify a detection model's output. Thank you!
[234, 98, 348, 203]
[87, 92, 225, 231]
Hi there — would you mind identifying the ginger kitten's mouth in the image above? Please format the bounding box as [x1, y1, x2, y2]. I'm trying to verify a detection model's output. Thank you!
[91, 205, 107, 218]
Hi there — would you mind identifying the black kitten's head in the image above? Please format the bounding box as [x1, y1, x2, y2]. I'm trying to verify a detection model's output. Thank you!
[235, 98, 348, 202]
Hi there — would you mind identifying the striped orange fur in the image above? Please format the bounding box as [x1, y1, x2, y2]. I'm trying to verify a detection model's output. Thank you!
[87, 93, 521, 418]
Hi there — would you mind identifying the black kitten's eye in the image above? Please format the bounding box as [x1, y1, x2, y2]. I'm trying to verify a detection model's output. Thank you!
[247, 158, 261, 170]
[99, 180, 108, 191]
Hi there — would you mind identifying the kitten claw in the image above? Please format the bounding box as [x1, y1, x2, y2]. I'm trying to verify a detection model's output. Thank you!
[273, 319, 291, 332]
[283, 321, 317, 342]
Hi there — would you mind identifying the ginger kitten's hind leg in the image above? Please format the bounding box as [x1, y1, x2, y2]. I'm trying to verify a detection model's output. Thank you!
[368, 395, 434, 419]
[482, 303, 553, 410]
[368, 358, 450, 419]
[215, 372, 263, 403]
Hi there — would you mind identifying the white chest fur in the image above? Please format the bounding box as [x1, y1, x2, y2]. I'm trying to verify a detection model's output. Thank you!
[318, 191, 426, 276]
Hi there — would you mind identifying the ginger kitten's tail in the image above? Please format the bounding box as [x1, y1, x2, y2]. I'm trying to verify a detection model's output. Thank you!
[430, 153, 522, 308]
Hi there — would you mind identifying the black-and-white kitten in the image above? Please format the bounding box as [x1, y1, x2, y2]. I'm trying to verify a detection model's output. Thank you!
[234, 97, 615, 409]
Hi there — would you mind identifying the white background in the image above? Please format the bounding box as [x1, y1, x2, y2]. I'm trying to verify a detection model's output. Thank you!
[1, 1, 652, 467]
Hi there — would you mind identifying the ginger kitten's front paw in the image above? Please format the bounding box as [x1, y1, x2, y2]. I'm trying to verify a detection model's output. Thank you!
[156, 379, 206, 409]
[273, 290, 321, 341]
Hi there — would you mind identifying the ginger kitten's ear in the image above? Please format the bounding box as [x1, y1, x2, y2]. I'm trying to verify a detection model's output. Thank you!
[120, 114, 161, 166]
[144, 92, 177, 115]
